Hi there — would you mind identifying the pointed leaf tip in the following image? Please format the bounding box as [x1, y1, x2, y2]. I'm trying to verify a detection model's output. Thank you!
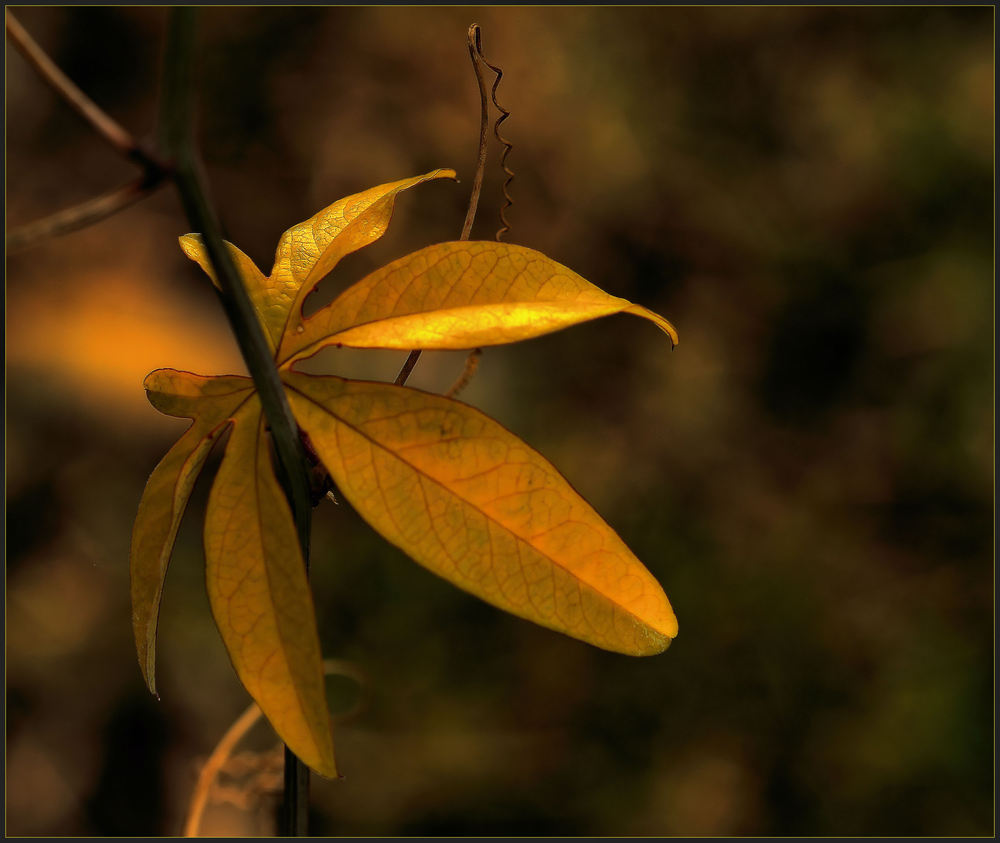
[624, 304, 679, 348]
[270, 169, 461, 354]
[204, 401, 337, 777]
[283, 241, 679, 362]
[131, 370, 256, 696]
[284, 372, 678, 657]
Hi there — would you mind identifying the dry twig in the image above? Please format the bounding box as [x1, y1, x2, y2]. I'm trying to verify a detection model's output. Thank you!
[5, 10, 170, 252]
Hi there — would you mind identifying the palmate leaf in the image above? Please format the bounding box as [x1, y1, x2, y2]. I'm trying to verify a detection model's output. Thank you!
[131, 170, 678, 778]
[132, 370, 336, 776]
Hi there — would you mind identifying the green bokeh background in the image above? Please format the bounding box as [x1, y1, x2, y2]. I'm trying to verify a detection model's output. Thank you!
[5, 6, 993, 836]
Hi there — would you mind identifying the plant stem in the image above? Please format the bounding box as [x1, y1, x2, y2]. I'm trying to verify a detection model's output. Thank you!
[392, 350, 423, 387]
[5, 175, 159, 253]
[461, 24, 492, 243]
[393, 24, 493, 388]
[182, 701, 265, 837]
[159, 8, 313, 836]
[5, 10, 170, 252]
[282, 747, 310, 835]
[6, 10, 157, 166]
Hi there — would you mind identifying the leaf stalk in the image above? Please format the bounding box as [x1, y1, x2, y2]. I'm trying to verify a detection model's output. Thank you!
[393, 23, 497, 388]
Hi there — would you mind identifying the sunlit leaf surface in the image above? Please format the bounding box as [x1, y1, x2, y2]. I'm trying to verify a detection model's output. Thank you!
[282, 241, 678, 364]
[134, 171, 677, 777]
[180, 169, 456, 354]
[270, 168, 457, 354]
[178, 235, 275, 349]
[204, 397, 337, 777]
[284, 372, 678, 654]
[130, 369, 254, 693]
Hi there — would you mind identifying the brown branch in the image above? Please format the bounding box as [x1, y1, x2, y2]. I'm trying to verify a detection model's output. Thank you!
[5, 11, 171, 252]
[445, 348, 483, 398]
[6, 175, 161, 253]
[182, 659, 367, 837]
[460, 23, 492, 242]
[393, 23, 496, 388]
[183, 702, 263, 837]
[5, 10, 162, 169]
[393, 349, 424, 387]
[470, 24, 515, 242]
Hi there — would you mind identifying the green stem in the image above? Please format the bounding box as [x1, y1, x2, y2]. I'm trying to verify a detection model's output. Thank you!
[158, 8, 312, 836]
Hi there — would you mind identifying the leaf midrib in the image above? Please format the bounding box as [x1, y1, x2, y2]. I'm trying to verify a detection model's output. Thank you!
[284, 379, 668, 645]
[247, 407, 324, 760]
[280, 298, 626, 366]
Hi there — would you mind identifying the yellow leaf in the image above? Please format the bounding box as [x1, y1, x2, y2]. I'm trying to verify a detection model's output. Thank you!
[143, 367, 254, 417]
[281, 241, 678, 365]
[204, 397, 337, 777]
[180, 170, 457, 356]
[178, 235, 276, 350]
[131, 369, 255, 693]
[136, 171, 680, 779]
[283, 372, 677, 656]
[271, 169, 458, 357]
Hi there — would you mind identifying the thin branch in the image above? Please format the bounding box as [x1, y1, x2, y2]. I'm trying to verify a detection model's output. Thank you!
[281, 746, 309, 838]
[471, 23, 515, 241]
[445, 349, 483, 398]
[5, 11, 171, 251]
[5, 10, 163, 171]
[4, 173, 167, 254]
[460, 23, 492, 241]
[393, 23, 496, 388]
[159, 8, 312, 551]
[182, 659, 366, 837]
[392, 349, 423, 387]
[159, 9, 314, 836]
[183, 702, 263, 837]
[5, 176, 160, 253]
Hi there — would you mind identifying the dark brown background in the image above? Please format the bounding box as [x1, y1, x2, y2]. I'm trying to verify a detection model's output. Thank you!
[5, 6, 993, 836]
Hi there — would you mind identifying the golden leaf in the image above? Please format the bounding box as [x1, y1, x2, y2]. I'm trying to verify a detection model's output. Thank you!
[180, 169, 457, 354]
[204, 397, 337, 777]
[134, 170, 679, 779]
[271, 169, 456, 348]
[130, 369, 255, 693]
[283, 372, 678, 655]
[281, 241, 678, 365]
[178, 235, 275, 349]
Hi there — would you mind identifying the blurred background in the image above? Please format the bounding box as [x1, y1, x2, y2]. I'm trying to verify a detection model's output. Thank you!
[5, 6, 993, 836]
